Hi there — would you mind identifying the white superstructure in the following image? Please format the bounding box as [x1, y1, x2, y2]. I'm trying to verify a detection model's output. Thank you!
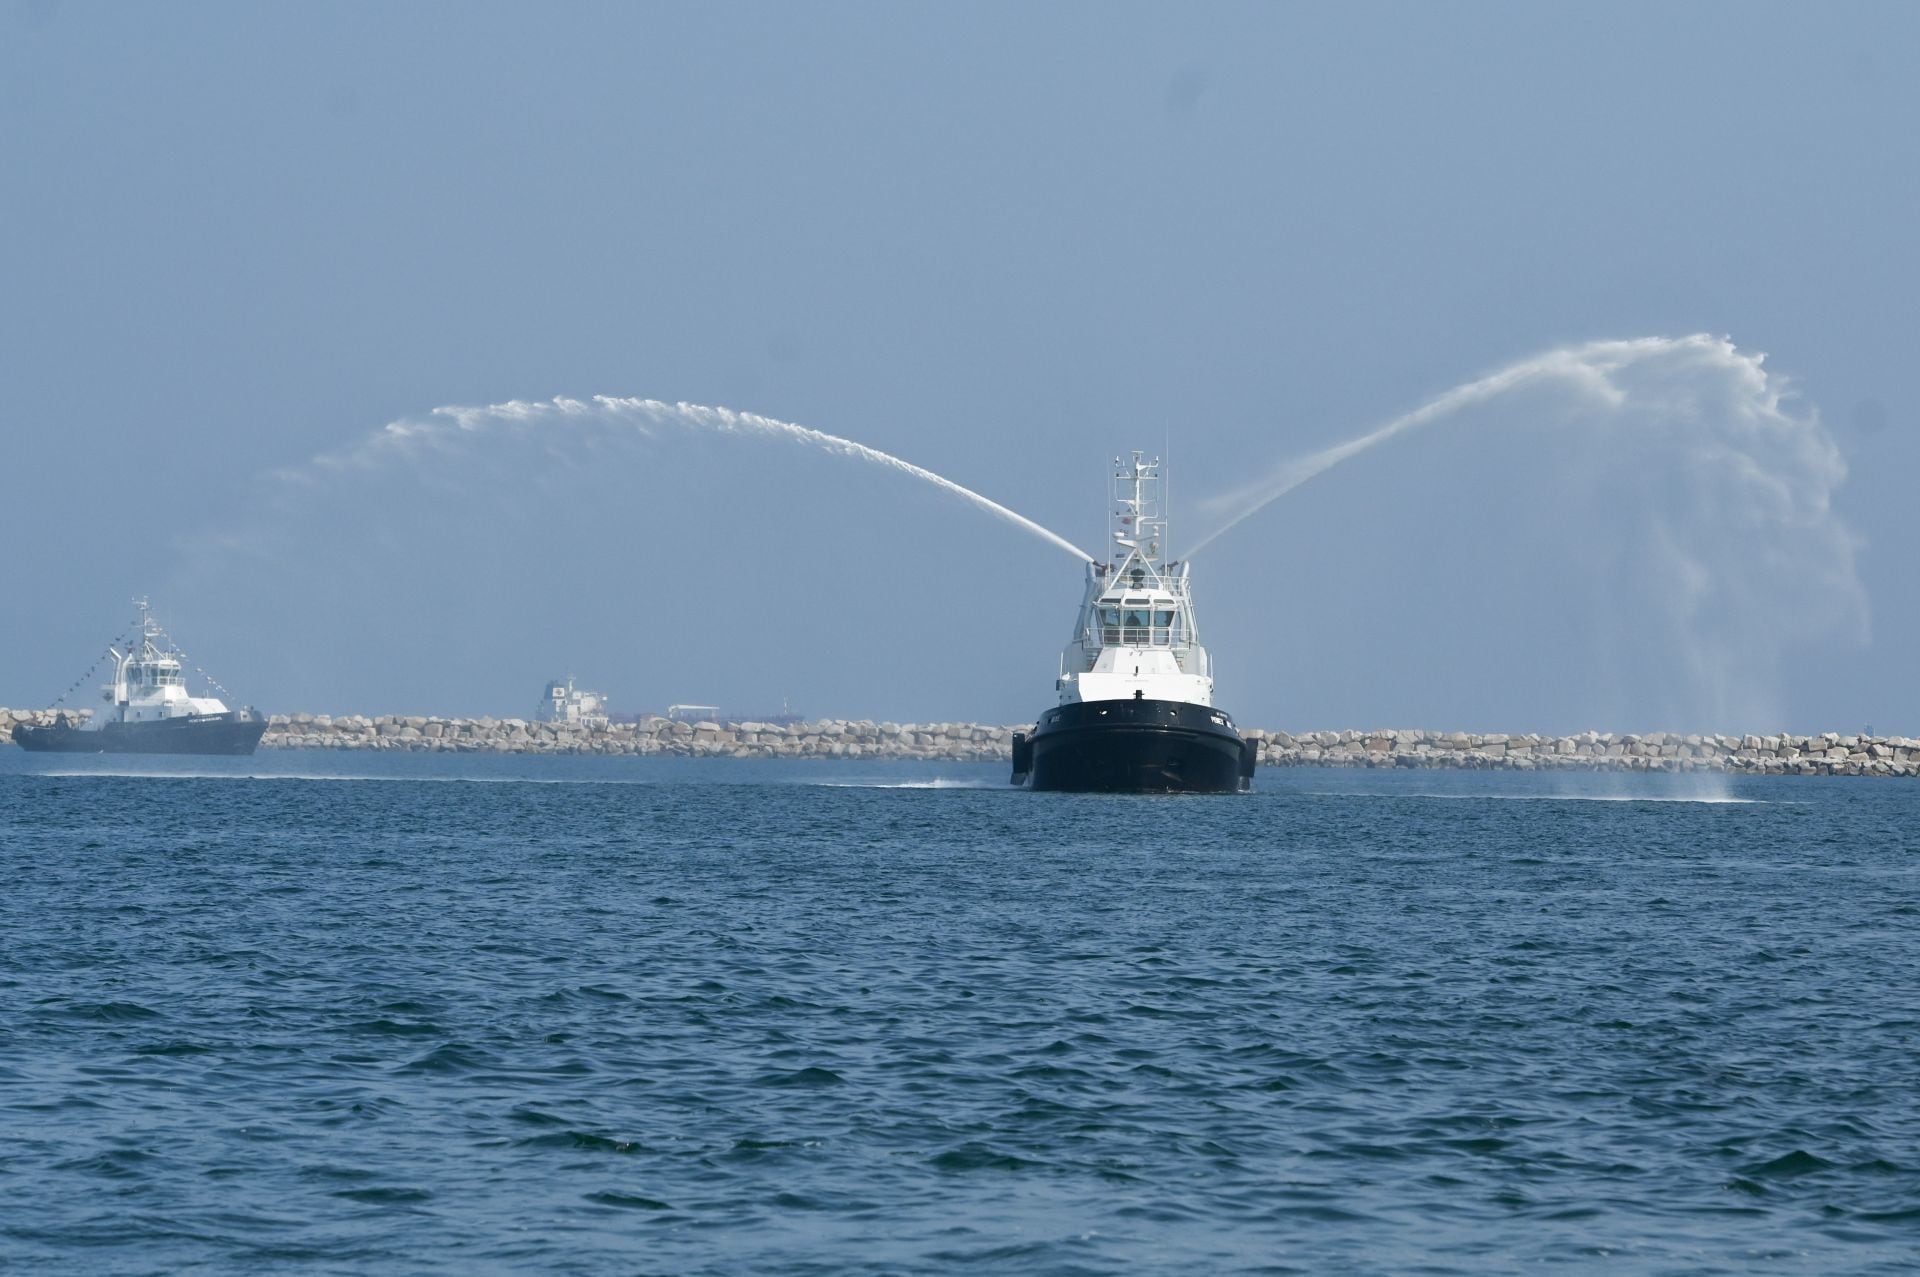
[543, 676, 610, 727]
[1055, 453, 1214, 708]
[97, 599, 235, 726]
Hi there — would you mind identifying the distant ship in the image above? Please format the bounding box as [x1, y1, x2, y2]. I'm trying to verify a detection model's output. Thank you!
[543, 676, 610, 728]
[1012, 454, 1255, 793]
[12, 599, 268, 755]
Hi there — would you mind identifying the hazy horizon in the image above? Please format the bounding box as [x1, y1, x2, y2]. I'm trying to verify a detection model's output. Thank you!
[5, 2, 1915, 734]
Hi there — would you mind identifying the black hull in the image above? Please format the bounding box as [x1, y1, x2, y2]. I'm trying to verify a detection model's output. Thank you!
[12, 712, 268, 756]
[1016, 698, 1254, 794]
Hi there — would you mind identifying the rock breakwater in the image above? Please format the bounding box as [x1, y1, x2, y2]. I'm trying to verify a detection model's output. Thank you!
[1242, 729, 1920, 777]
[255, 714, 1020, 761]
[3, 709, 1915, 776]
[0, 708, 91, 734]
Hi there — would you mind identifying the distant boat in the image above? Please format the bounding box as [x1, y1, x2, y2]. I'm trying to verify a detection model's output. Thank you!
[12, 599, 267, 756]
[1012, 453, 1254, 793]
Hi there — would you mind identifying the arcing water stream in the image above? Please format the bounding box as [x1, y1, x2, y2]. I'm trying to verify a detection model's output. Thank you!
[1183, 333, 1868, 727]
[1187, 335, 1850, 558]
[293, 395, 1091, 563]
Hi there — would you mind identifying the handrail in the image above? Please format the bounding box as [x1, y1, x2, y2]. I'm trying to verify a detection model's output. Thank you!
[1089, 575, 1191, 599]
[1084, 626, 1189, 649]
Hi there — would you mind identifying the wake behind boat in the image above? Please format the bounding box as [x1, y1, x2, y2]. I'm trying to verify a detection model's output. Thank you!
[1012, 453, 1255, 793]
[12, 599, 267, 756]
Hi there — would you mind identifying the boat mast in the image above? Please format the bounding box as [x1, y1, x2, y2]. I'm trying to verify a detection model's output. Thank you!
[1113, 451, 1168, 578]
[133, 595, 156, 661]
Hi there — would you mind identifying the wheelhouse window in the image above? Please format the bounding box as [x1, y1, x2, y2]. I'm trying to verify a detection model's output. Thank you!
[1094, 598, 1186, 646]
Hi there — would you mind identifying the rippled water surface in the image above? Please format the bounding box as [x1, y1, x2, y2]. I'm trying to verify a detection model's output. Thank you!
[3, 751, 1918, 1273]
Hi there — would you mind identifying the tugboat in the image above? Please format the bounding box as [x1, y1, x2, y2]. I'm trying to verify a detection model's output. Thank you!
[12, 599, 268, 755]
[1012, 454, 1256, 793]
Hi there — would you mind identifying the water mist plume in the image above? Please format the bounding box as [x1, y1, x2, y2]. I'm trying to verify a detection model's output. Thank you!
[1185, 333, 1868, 728]
[289, 395, 1092, 562]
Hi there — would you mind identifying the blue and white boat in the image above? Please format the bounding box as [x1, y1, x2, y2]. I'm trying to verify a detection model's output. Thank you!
[1013, 454, 1254, 793]
[12, 599, 267, 755]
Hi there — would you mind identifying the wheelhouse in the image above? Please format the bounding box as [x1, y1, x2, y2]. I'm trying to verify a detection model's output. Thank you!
[1054, 453, 1215, 701]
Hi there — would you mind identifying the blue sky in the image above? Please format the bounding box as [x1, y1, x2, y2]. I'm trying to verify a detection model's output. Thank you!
[4, 1, 1914, 731]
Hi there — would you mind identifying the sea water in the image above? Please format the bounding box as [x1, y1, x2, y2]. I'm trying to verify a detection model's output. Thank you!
[2, 751, 1916, 1273]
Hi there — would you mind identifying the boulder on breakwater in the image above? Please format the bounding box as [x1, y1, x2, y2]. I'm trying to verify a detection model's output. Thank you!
[2, 709, 1915, 776]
